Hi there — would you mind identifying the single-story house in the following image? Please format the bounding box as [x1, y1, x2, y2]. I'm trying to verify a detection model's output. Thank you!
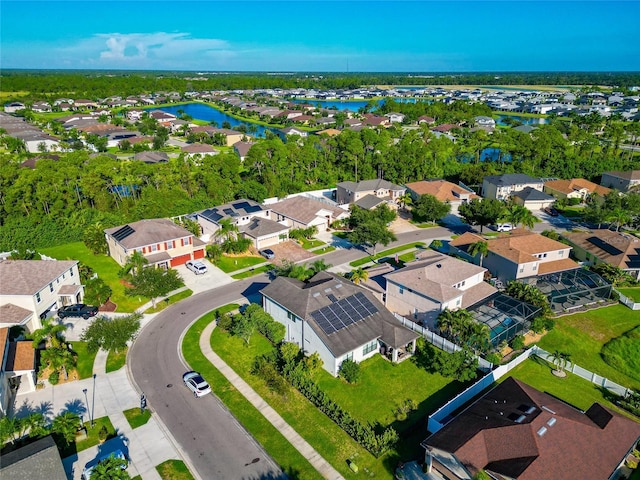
[422, 377, 640, 480]
[261, 271, 421, 376]
[384, 250, 497, 328]
[544, 178, 611, 202]
[0, 259, 83, 332]
[233, 141, 256, 161]
[268, 196, 349, 230]
[336, 178, 406, 206]
[405, 179, 479, 215]
[133, 151, 169, 164]
[105, 218, 205, 268]
[482, 174, 544, 201]
[563, 229, 640, 281]
[511, 187, 555, 211]
[181, 143, 219, 158]
[450, 230, 578, 283]
[276, 127, 308, 141]
[239, 217, 290, 249]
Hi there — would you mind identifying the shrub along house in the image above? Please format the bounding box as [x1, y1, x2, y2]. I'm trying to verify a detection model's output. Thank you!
[105, 218, 206, 268]
[261, 271, 420, 376]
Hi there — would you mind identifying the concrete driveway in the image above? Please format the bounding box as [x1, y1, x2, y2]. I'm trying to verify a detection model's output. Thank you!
[174, 259, 234, 294]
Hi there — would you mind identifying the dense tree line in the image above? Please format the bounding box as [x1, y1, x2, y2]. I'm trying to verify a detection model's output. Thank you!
[1, 110, 638, 251]
[3, 71, 640, 102]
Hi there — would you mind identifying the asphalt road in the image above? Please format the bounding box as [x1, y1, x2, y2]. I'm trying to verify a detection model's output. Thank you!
[129, 221, 554, 479]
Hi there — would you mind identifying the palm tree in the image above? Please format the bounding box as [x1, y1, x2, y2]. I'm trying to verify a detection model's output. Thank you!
[503, 204, 539, 229]
[310, 259, 331, 274]
[468, 240, 489, 267]
[90, 455, 130, 479]
[121, 250, 148, 277]
[0, 416, 18, 446]
[550, 350, 571, 377]
[608, 207, 631, 232]
[31, 318, 66, 349]
[397, 192, 413, 212]
[349, 267, 369, 285]
[214, 218, 238, 242]
[51, 412, 81, 445]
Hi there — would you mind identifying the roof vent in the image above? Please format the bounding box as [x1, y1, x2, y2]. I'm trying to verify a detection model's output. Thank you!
[547, 417, 557, 427]
[335, 283, 343, 289]
[514, 415, 526, 424]
[537, 426, 548, 437]
[436, 264, 442, 268]
[312, 292, 321, 298]
[541, 406, 556, 415]
[525, 406, 537, 414]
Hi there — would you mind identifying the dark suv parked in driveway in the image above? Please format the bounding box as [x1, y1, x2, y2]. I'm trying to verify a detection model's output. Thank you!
[58, 304, 98, 319]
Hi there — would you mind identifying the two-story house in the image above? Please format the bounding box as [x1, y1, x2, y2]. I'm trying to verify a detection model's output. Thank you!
[405, 180, 479, 215]
[336, 179, 406, 207]
[267, 195, 349, 230]
[481, 174, 544, 201]
[105, 218, 206, 268]
[384, 251, 497, 328]
[0, 259, 83, 332]
[600, 170, 640, 192]
[450, 230, 578, 283]
[261, 272, 420, 376]
[544, 178, 611, 202]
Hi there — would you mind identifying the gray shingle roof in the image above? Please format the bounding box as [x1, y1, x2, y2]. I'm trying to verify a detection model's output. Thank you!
[0, 435, 67, 480]
[240, 217, 289, 239]
[261, 272, 419, 357]
[484, 174, 541, 186]
[268, 196, 346, 226]
[105, 218, 193, 249]
[337, 178, 404, 192]
[0, 260, 78, 296]
[512, 187, 554, 201]
[354, 194, 388, 210]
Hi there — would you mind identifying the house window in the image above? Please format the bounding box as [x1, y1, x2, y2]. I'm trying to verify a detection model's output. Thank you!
[287, 312, 297, 321]
[62, 272, 65, 279]
[183, 236, 191, 245]
[49, 283, 54, 293]
[399, 286, 404, 295]
[151, 244, 158, 252]
[362, 340, 377, 355]
[166, 240, 174, 250]
[69, 268, 74, 277]
[36, 292, 41, 303]
[519, 266, 525, 273]
[344, 352, 354, 362]
[559, 250, 564, 257]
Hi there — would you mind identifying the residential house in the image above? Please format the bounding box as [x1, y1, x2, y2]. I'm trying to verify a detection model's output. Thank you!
[449, 230, 577, 282]
[563, 229, 640, 281]
[4, 102, 26, 113]
[196, 199, 271, 238]
[384, 251, 497, 328]
[362, 114, 390, 127]
[481, 174, 545, 201]
[261, 271, 421, 376]
[0, 435, 67, 479]
[233, 141, 256, 161]
[133, 151, 169, 164]
[239, 217, 291, 249]
[12, 132, 61, 153]
[544, 178, 612, 202]
[268, 195, 349, 230]
[181, 143, 219, 158]
[473, 115, 496, 129]
[422, 377, 640, 480]
[417, 115, 435, 125]
[511, 187, 556, 211]
[210, 128, 245, 147]
[277, 126, 308, 141]
[0, 327, 37, 415]
[104, 218, 205, 268]
[600, 170, 640, 192]
[315, 128, 342, 137]
[336, 178, 406, 206]
[385, 112, 405, 123]
[405, 179, 479, 215]
[0, 260, 83, 332]
[72, 99, 98, 110]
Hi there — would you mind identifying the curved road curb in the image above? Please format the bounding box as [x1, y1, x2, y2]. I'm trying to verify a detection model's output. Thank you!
[198, 321, 345, 480]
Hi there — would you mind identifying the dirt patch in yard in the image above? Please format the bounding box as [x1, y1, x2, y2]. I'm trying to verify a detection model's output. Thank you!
[99, 300, 117, 312]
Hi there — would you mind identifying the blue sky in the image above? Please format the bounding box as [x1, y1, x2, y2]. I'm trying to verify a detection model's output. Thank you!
[2, 1, 639, 72]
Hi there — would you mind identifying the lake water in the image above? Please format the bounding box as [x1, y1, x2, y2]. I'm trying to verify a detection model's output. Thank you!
[495, 115, 549, 126]
[291, 98, 418, 111]
[149, 103, 278, 137]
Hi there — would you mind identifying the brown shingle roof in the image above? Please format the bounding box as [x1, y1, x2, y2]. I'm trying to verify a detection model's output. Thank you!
[537, 258, 580, 274]
[0, 303, 34, 324]
[425, 377, 640, 480]
[105, 218, 193, 249]
[269, 196, 347, 226]
[0, 260, 78, 296]
[5, 341, 35, 371]
[486, 231, 570, 264]
[544, 178, 611, 197]
[563, 230, 640, 270]
[405, 180, 479, 202]
[604, 170, 640, 181]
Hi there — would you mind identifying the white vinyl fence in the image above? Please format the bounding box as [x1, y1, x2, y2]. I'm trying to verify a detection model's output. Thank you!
[427, 345, 636, 434]
[616, 290, 640, 310]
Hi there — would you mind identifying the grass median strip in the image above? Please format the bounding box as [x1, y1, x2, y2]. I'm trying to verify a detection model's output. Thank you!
[181, 310, 324, 480]
[231, 264, 272, 279]
[106, 347, 128, 373]
[144, 289, 193, 314]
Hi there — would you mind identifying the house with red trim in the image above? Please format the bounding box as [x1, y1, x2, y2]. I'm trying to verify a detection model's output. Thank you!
[105, 218, 205, 268]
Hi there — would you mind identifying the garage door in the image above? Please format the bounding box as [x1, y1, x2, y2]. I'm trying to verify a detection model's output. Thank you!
[170, 253, 192, 267]
[257, 235, 282, 249]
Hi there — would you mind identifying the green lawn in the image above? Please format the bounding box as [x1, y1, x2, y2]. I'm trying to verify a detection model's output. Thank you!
[106, 347, 128, 373]
[58, 416, 116, 458]
[536, 304, 640, 391]
[349, 242, 426, 267]
[299, 238, 326, 249]
[156, 459, 195, 480]
[231, 264, 272, 279]
[601, 326, 640, 383]
[506, 356, 638, 419]
[40, 242, 147, 312]
[182, 311, 324, 480]
[144, 289, 193, 314]
[70, 342, 97, 380]
[123, 407, 152, 429]
[312, 245, 336, 255]
[215, 254, 266, 273]
[618, 288, 640, 303]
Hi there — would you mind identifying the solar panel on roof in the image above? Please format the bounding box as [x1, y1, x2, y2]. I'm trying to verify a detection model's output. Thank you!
[201, 209, 223, 222]
[223, 208, 236, 216]
[587, 236, 623, 256]
[327, 294, 338, 303]
[112, 225, 134, 242]
[310, 292, 380, 335]
[232, 201, 250, 210]
[245, 205, 262, 213]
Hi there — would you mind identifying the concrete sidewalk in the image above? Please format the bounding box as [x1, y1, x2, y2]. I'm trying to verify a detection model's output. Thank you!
[198, 322, 345, 480]
[13, 360, 178, 480]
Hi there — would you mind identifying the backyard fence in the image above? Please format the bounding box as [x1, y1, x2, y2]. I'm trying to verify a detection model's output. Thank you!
[426, 345, 636, 434]
[393, 313, 493, 370]
[616, 290, 640, 310]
